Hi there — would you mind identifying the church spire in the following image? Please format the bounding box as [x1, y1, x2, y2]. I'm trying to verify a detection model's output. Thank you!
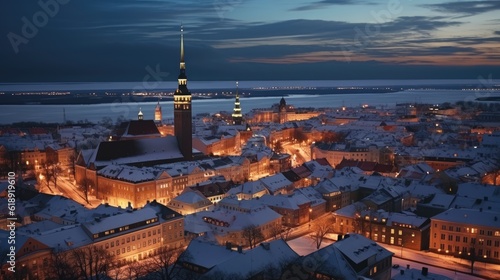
[232, 81, 243, 125]
[174, 24, 193, 160]
[180, 24, 185, 70]
[176, 25, 189, 95]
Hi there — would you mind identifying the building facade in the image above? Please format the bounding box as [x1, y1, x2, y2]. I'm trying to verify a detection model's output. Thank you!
[430, 208, 500, 263]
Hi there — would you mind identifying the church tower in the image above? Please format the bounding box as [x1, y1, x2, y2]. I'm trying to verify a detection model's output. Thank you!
[154, 101, 162, 122]
[174, 25, 192, 159]
[231, 81, 243, 125]
[278, 97, 287, 124]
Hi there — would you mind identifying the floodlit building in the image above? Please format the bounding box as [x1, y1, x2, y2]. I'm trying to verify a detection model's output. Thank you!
[430, 208, 500, 263]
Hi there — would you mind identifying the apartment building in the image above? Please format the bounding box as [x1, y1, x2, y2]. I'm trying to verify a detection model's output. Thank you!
[430, 208, 500, 263]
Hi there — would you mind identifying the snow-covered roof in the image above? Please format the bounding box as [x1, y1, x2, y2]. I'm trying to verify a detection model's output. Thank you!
[391, 268, 452, 280]
[180, 239, 236, 269]
[302, 244, 358, 279]
[31, 225, 93, 252]
[83, 207, 157, 235]
[432, 208, 500, 228]
[387, 212, 429, 228]
[91, 136, 184, 167]
[171, 190, 211, 205]
[185, 205, 281, 234]
[334, 233, 393, 265]
[205, 239, 299, 278]
[456, 183, 500, 202]
[226, 181, 268, 196]
[258, 193, 310, 210]
[259, 173, 293, 193]
[295, 186, 326, 207]
[98, 164, 162, 183]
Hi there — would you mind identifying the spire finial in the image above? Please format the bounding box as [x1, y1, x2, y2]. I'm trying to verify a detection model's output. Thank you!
[180, 24, 185, 67]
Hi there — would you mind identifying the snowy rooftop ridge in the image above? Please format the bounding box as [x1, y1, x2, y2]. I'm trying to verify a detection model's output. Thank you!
[83, 207, 158, 235]
[432, 208, 500, 228]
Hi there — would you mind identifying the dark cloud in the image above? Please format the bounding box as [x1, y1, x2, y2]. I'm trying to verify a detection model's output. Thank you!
[424, 0, 500, 16]
[0, 0, 498, 82]
[290, 0, 373, 11]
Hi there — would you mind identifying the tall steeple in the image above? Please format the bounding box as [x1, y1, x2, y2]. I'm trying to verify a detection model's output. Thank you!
[232, 81, 243, 125]
[174, 25, 192, 159]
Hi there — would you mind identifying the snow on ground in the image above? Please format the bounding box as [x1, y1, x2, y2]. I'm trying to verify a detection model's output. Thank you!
[287, 235, 334, 256]
[287, 236, 498, 280]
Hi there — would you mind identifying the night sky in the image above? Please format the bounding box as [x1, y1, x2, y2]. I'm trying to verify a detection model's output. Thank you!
[1, 0, 500, 82]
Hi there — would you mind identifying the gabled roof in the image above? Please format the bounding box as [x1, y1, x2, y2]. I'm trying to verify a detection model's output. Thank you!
[282, 170, 301, 182]
[190, 181, 235, 197]
[172, 190, 211, 205]
[258, 193, 310, 210]
[336, 158, 396, 173]
[91, 136, 184, 167]
[179, 239, 236, 270]
[116, 120, 161, 138]
[205, 239, 299, 278]
[303, 244, 358, 279]
[292, 165, 312, 178]
[259, 173, 293, 193]
[334, 234, 393, 266]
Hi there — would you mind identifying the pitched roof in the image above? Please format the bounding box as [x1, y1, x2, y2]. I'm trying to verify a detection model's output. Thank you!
[205, 239, 299, 278]
[91, 136, 184, 167]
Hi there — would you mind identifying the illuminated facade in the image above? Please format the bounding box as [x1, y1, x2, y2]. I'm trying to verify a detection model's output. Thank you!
[83, 203, 184, 265]
[0, 202, 184, 278]
[174, 25, 193, 159]
[430, 208, 500, 263]
[333, 209, 430, 251]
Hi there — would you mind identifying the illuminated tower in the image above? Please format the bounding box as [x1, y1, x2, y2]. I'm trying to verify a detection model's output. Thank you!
[154, 101, 162, 122]
[138, 107, 144, 120]
[174, 25, 192, 159]
[232, 81, 243, 125]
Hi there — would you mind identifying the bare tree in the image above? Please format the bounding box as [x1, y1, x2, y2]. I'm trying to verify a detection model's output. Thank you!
[44, 250, 79, 280]
[50, 163, 63, 190]
[269, 223, 293, 241]
[41, 161, 54, 192]
[294, 129, 309, 144]
[242, 225, 264, 249]
[274, 140, 284, 154]
[78, 177, 94, 203]
[71, 245, 114, 280]
[121, 260, 149, 280]
[145, 246, 187, 280]
[310, 215, 335, 249]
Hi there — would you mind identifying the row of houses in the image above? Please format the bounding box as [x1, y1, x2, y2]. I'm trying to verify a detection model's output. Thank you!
[176, 233, 393, 280]
[0, 194, 184, 279]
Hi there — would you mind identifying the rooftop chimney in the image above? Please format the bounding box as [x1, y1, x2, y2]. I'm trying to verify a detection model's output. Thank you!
[237, 245, 243, 253]
[422, 267, 428, 276]
[226, 241, 232, 250]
